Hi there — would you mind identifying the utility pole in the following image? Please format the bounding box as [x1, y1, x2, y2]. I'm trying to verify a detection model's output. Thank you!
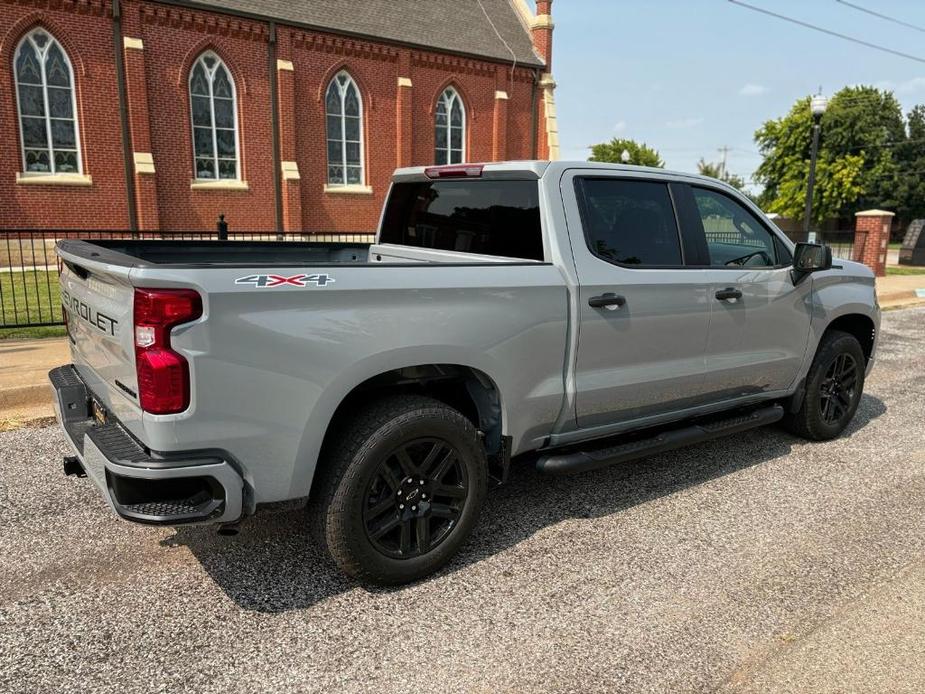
[717, 145, 731, 178]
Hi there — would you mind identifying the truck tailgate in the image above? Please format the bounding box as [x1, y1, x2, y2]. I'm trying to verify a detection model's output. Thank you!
[58, 251, 140, 422]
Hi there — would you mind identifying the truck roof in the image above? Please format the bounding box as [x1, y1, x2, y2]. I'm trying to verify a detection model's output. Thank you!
[392, 160, 741, 191]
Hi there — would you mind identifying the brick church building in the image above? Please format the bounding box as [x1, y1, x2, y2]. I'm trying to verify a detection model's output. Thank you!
[0, 0, 558, 233]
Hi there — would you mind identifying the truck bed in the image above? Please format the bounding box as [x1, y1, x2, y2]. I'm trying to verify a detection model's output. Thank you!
[57, 239, 371, 267]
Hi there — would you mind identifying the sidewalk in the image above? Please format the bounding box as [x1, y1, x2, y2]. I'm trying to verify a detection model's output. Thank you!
[876, 274, 925, 309]
[2, 274, 924, 429]
[0, 337, 69, 430]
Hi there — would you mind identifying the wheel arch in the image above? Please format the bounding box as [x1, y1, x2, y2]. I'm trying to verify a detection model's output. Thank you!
[290, 353, 506, 499]
[322, 363, 505, 455]
[825, 312, 876, 363]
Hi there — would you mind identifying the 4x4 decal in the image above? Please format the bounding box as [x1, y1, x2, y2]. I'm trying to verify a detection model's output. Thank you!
[235, 273, 335, 288]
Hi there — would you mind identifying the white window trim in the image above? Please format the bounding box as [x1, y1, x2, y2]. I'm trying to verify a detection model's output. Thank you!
[16, 172, 91, 186]
[14, 28, 82, 176]
[189, 179, 249, 191]
[325, 71, 365, 187]
[323, 184, 372, 195]
[189, 51, 241, 182]
[435, 86, 466, 165]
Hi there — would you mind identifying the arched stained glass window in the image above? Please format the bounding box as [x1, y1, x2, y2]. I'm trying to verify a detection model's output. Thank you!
[435, 87, 465, 165]
[14, 29, 81, 174]
[189, 52, 239, 180]
[325, 71, 364, 185]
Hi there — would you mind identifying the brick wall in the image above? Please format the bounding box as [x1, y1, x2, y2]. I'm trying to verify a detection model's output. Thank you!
[0, 1, 130, 229]
[0, 0, 546, 232]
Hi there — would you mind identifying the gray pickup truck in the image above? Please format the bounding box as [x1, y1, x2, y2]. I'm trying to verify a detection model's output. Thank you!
[51, 161, 879, 584]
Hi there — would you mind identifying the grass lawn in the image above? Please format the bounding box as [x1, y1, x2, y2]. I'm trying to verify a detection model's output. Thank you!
[0, 325, 67, 340]
[0, 269, 65, 339]
[887, 265, 925, 276]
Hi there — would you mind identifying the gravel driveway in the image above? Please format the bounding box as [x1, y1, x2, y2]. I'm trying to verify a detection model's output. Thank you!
[2, 308, 923, 693]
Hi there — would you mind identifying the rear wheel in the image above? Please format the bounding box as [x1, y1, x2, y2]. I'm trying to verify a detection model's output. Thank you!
[310, 394, 487, 585]
[782, 330, 866, 440]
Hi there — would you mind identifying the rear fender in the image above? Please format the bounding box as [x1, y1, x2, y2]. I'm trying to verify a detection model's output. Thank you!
[289, 345, 506, 499]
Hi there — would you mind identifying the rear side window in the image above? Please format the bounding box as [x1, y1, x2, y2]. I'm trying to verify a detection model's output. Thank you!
[379, 180, 543, 260]
[576, 179, 683, 266]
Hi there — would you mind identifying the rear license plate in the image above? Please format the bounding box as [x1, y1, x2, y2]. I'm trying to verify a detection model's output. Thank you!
[91, 398, 108, 426]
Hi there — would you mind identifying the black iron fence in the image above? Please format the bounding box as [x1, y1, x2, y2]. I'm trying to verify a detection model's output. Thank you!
[783, 229, 857, 261]
[0, 229, 375, 329]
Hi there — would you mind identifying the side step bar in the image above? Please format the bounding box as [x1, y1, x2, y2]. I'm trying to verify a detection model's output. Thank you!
[536, 404, 784, 475]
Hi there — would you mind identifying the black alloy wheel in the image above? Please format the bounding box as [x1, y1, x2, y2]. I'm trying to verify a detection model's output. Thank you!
[781, 329, 866, 441]
[819, 352, 859, 425]
[363, 438, 468, 559]
[309, 394, 487, 585]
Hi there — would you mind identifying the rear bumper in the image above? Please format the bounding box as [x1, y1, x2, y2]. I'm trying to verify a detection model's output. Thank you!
[49, 365, 244, 525]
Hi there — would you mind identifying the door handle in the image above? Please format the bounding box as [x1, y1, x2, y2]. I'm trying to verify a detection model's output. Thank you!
[715, 287, 743, 301]
[589, 292, 626, 309]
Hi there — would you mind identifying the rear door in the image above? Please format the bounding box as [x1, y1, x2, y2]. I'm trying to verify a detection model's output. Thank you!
[683, 184, 812, 398]
[562, 172, 714, 429]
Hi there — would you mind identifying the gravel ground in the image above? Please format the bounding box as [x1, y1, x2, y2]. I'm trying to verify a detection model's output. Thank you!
[1, 308, 924, 693]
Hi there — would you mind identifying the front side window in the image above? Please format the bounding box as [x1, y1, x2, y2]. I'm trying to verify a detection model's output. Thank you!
[692, 187, 780, 267]
[434, 87, 465, 165]
[576, 179, 683, 266]
[380, 180, 543, 260]
[14, 29, 81, 174]
[189, 52, 239, 180]
[325, 71, 363, 185]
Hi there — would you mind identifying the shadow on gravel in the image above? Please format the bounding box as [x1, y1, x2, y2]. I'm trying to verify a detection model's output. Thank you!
[171, 394, 886, 613]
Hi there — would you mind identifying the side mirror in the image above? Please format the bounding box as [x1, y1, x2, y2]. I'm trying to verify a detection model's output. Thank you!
[791, 242, 832, 283]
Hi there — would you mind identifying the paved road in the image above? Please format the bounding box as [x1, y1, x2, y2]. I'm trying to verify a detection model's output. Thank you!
[2, 308, 923, 693]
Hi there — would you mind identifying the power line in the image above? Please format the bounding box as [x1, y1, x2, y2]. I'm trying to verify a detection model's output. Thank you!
[835, 0, 925, 34]
[728, 0, 925, 64]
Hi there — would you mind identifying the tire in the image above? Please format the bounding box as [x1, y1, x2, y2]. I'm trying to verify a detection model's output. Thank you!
[309, 394, 487, 585]
[782, 330, 866, 440]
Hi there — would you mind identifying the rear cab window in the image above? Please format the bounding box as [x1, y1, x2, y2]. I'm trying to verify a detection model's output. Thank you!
[379, 180, 543, 261]
[574, 178, 684, 267]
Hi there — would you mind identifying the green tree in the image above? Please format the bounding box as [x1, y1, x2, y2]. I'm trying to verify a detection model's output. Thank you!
[696, 158, 749, 192]
[754, 86, 905, 225]
[894, 105, 925, 225]
[589, 138, 664, 167]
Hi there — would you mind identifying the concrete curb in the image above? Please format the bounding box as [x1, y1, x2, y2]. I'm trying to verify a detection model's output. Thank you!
[0, 384, 50, 410]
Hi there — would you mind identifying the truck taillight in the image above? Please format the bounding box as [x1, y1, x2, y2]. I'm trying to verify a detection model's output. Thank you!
[133, 288, 202, 415]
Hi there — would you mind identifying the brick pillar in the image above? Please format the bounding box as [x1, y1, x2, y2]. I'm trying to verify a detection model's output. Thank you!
[532, 0, 554, 67]
[396, 51, 413, 168]
[120, 13, 160, 231]
[492, 69, 509, 161]
[275, 30, 302, 232]
[853, 209, 893, 277]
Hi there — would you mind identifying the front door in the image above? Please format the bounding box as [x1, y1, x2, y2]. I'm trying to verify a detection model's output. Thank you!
[686, 185, 812, 399]
[564, 173, 714, 430]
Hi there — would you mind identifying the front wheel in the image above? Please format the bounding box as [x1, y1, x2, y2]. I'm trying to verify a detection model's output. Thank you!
[782, 330, 866, 440]
[309, 394, 487, 585]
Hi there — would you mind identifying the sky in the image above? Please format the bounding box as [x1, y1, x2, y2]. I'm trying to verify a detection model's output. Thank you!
[552, 0, 925, 190]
